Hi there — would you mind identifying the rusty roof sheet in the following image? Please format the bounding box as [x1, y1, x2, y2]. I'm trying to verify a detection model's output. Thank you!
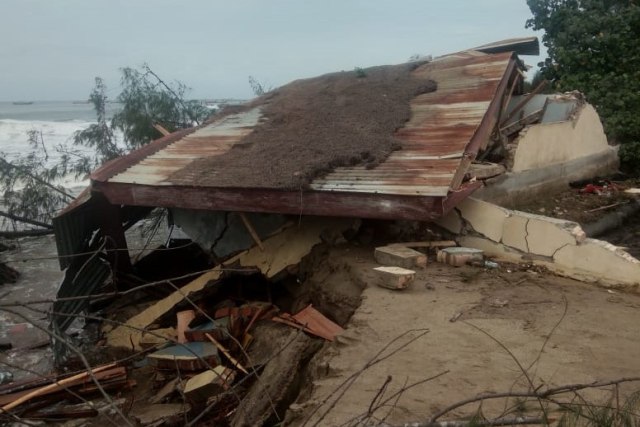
[91, 50, 519, 220]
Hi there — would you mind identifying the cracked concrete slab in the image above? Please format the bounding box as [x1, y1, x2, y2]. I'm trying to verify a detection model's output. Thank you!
[449, 199, 640, 290]
[457, 198, 509, 242]
[502, 215, 529, 252]
[553, 239, 640, 289]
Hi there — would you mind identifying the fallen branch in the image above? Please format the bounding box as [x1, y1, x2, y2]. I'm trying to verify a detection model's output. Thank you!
[205, 333, 249, 375]
[0, 211, 53, 230]
[585, 202, 624, 213]
[428, 377, 640, 423]
[0, 158, 74, 200]
[0, 229, 53, 238]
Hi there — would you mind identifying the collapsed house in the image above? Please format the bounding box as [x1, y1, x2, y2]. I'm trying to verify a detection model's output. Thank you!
[25, 36, 638, 423]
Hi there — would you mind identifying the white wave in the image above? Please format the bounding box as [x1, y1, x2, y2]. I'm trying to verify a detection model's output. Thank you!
[0, 119, 125, 190]
[0, 119, 94, 161]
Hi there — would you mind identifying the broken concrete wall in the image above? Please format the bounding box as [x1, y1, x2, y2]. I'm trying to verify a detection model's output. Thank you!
[474, 101, 618, 207]
[511, 104, 614, 172]
[437, 198, 640, 290]
[171, 209, 287, 258]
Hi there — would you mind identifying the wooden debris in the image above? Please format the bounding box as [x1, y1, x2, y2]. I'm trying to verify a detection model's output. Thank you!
[184, 366, 236, 403]
[585, 202, 624, 213]
[437, 247, 484, 267]
[239, 212, 265, 251]
[205, 333, 248, 375]
[468, 162, 507, 180]
[0, 363, 121, 412]
[139, 327, 176, 349]
[272, 304, 344, 341]
[176, 310, 196, 344]
[147, 342, 220, 371]
[106, 219, 352, 350]
[185, 319, 228, 342]
[25, 402, 99, 419]
[375, 245, 427, 269]
[499, 108, 544, 137]
[372, 266, 415, 290]
[149, 377, 180, 404]
[130, 403, 190, 426]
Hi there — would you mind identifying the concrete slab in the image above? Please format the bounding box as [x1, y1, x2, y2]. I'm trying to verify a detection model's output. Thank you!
[457, 198, 509, 242]
[375, 246, 427, 269]
[525, 216, 578, 257]
[502, 215, 529, 252]
[553, 239, 640, 289]
[372, 266, 415, 290]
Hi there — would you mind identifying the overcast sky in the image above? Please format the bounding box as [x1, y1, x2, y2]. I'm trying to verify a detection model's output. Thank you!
[1, 0, 544, 102]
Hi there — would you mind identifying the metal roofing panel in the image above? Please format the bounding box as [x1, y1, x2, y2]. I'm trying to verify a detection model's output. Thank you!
[89, 50, 518, 220]
[101, 52, 514, 199]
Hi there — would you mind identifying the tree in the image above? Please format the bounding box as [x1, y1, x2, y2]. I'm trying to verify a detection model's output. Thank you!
[0, 66, 211, 233]
[526, 0, 640, 172]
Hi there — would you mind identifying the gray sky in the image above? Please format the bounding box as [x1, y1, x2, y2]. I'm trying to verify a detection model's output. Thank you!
[1, 0, 544, 101]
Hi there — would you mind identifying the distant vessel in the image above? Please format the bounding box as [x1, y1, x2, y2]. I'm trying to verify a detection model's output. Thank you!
[12, 101, 33, 105]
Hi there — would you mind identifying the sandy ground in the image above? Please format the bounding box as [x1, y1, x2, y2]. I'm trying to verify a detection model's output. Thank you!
[290, 246, 640, 426]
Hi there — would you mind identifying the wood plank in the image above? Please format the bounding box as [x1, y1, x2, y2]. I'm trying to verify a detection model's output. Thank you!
[106, 218, 353, 349]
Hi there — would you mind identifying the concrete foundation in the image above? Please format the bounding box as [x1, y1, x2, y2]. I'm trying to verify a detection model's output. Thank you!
[441, 198, 640, 290]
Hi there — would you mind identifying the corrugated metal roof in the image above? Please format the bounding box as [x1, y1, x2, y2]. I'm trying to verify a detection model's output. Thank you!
[91, 50, 520, 221]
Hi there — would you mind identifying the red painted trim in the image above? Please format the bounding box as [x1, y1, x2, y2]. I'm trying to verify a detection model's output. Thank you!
[92, 181, 447, 221]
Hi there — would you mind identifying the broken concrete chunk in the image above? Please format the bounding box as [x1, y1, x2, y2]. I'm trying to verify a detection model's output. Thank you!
[184, 366, 236, 403]
[437, 247, 484, 267]
[372, 266, 415, 290]
[375, 245, 427, 269]
[147, 342, 220, 371]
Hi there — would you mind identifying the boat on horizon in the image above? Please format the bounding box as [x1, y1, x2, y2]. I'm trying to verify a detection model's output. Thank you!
[12, 101, 34, 105]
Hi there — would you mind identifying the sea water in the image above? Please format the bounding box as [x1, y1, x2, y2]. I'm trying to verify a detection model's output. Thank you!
[0, 101, 122, 190]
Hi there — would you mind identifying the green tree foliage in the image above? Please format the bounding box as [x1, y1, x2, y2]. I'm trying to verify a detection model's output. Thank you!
[0, 131, 74, 229]
[0, 66, 211, 229]
[526, 0, 640, 172]
[113, 65, 210, 149]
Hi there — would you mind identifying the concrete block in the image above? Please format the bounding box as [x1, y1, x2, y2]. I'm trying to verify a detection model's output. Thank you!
[372, 266, 415, 290]
[553, 238, 640, 288]
[435, 209, 463, 234]
[375, 245, 426, 269]
[436, 247, 484, 267]
[457, 198, 509, 242]
[502, 215, 528, 252]
[458, 236, 525, 263]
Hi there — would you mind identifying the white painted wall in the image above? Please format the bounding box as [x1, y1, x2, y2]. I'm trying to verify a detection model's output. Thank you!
[511, 104, 614, 172]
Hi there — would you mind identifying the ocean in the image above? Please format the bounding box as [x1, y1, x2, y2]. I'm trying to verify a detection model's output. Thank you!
[0, 101, 124, 191]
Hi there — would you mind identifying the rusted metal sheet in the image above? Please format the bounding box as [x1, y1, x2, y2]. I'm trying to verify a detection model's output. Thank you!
[87, 50, 521, 220]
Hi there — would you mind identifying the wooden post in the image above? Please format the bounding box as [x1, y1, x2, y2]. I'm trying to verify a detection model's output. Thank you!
[239, 213, 265, 251]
